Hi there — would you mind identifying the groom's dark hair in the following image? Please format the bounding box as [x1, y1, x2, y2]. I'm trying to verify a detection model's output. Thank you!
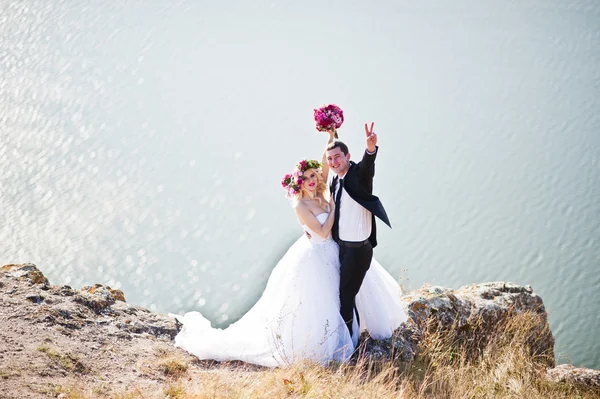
[326, 140, 349, 155]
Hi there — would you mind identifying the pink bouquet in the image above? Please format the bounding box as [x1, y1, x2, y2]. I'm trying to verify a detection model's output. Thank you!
[314, 104, 344, 138]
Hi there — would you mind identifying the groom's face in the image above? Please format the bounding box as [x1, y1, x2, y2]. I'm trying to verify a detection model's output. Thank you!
[326, 147, 351, 176]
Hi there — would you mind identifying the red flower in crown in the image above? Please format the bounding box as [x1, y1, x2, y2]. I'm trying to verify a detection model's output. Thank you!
[281, 174, 293, 188]
[280, 160, 322, 199]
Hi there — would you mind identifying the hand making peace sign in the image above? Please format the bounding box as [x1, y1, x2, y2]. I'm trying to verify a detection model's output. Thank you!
[365, 122, 377, 153]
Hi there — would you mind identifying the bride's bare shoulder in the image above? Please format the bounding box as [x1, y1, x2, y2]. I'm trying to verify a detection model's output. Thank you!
[292, 199, 308, 210]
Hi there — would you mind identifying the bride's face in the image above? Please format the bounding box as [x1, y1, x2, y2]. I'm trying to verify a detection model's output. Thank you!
[301, 169, 319, 192]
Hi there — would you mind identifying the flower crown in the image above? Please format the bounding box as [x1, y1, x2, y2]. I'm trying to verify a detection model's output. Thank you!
[281, 159, 322, 198]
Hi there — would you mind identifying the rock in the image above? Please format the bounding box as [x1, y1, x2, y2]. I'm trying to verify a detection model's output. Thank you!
[81, 283, 126, 302]
[73, 291, 116, 314]
[362, 281, 555, 367]
[2, 261, 586, 396]
[56, 285, 75, 296]
[111, 301, 178, 339]
[1, 263, 49, 285]
[360, 322, 421, 363]
[0, 263, 177, 342]
[25, 293, 45, 304]
[547, 364, 600, 388]
[73, 284, 125, 314]
[37, 305, 93, 330]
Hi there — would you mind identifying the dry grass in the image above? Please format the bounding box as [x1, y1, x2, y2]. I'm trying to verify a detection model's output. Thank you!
[46, 312, 599, 398]
[159, 358, 189, 378]
[38, 345, 89, 374]
[154, 345, 190, 379]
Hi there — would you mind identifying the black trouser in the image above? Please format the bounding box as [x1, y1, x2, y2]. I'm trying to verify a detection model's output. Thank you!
[338, 240, 373, 337]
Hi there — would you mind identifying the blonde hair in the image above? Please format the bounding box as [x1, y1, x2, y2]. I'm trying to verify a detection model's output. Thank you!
[298, 168, 327, 203]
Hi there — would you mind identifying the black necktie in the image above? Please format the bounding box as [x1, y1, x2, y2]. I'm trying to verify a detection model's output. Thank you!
[332, 178, 344, 242]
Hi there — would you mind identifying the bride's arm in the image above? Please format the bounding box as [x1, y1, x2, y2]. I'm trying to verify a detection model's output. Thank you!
[321, 130, 336, 183]
[294, 198, 335, 239]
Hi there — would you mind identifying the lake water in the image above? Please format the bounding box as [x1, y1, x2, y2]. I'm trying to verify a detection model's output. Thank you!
[1, 0, 599, 368]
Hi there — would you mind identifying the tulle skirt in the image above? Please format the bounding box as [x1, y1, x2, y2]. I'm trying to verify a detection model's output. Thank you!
[172, 235, 407, 367]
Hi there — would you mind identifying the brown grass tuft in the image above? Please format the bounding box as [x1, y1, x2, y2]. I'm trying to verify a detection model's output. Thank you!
[159, 359, 189, 379]
[38, 345, 89, 374]
[43, 311, 599, 398]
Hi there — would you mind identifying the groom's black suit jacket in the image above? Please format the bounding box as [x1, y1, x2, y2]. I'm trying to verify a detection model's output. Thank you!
[331, 147, 391, 248]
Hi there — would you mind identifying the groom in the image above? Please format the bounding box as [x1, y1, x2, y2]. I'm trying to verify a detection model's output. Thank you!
[326, 122, 391, 340]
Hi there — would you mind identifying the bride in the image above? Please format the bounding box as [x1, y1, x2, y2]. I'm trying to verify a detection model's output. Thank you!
[172, 134, 407, 367]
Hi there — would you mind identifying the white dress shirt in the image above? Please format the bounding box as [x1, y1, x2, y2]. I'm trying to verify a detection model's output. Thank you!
[334, 171, 372, 242]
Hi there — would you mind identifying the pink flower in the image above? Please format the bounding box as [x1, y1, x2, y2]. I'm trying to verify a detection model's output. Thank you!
[281, 173, 292, 187]
[314, 104, 344, 132]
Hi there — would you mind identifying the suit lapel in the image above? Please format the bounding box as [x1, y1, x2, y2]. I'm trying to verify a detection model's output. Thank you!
[343, 163, 392, 228]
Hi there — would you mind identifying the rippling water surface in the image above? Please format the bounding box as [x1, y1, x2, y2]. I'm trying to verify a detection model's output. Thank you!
[1, 0, 599, 368]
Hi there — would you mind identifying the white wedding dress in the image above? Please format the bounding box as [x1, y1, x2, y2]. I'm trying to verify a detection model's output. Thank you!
[172, 213, 407, 367]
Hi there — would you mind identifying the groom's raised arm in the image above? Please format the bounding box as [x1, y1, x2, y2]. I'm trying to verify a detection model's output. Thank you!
[359, 122, 378, 188]
[321, 130, 336, 184]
